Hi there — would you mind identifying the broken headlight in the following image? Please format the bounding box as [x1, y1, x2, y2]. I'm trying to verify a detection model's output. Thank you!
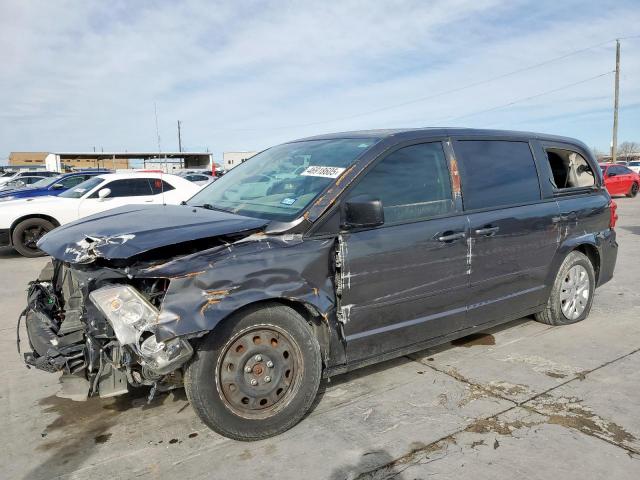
[89, 285, 193, 374]
[89, 285, 157, 345]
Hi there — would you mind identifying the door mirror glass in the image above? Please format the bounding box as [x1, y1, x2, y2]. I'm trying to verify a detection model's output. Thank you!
[97, 188, 111, 199]
[52, 183, 65, 190]
[608, 171, 617, 177]
[342, 194, 384, 229]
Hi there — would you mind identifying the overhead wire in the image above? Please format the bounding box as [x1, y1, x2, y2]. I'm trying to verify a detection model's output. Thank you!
[218, 38, 620, 131]
[440, 70, 616, 123]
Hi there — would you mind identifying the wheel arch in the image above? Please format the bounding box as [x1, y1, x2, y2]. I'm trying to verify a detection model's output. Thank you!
[216, 298, 334, 369]
[9, 214, 61, 244]
[546, 236, 602, 290]
[573, 243, 600, 284]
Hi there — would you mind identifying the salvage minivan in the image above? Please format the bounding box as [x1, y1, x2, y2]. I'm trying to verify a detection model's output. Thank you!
[20, 128, 617, 441]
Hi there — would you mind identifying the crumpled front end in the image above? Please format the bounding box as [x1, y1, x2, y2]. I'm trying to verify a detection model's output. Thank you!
[20, 260, 193, 401]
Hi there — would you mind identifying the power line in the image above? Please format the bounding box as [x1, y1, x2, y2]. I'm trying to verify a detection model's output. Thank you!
[440, 70, 615, 123]
[219, 38, 618, 132]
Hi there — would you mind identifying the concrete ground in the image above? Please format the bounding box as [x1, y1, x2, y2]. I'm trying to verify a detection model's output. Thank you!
[1, 198, 639, 480]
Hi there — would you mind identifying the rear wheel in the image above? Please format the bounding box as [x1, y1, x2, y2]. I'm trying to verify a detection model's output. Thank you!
[535, 251, 595, 325]
[11, 218, 55, 257]
[184, 303, 322, 441]
[626, 182, 638, 198]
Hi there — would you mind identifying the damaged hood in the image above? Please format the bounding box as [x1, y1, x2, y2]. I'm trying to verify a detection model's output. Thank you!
[38, 204, 269, 263]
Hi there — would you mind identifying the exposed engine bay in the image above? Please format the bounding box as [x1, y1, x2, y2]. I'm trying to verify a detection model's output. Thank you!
[20, 260, 192, 401]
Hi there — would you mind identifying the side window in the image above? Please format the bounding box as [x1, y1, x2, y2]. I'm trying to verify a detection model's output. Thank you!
[149, 179, 175, 194]
[545, 148, 595, 189]
[455, 140, 540, 210]
[101, 179, 153, 198]
[347, 142, 454, 223]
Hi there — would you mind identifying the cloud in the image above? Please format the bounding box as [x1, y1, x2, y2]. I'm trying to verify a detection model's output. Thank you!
[1, 0, 639, 161]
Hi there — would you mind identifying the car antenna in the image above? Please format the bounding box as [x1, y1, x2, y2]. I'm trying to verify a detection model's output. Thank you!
[161, 168, 166, 205]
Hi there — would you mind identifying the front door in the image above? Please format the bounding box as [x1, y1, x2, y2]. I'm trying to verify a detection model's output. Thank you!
[337, 141, 469, 363]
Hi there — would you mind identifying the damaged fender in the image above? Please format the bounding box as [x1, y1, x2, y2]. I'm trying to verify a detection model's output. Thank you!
[136, 234, 345, 368]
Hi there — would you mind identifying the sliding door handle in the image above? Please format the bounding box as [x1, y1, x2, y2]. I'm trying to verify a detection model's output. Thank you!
[437, 231, 466, 242]
[474, 226, 500, 236]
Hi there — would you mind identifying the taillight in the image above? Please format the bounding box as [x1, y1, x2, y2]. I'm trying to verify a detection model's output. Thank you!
[609, 200, 618, 229]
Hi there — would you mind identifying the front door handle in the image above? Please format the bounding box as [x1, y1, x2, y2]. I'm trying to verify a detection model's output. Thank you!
[474, 226, 500, 236]
[437, 231, 466, 242]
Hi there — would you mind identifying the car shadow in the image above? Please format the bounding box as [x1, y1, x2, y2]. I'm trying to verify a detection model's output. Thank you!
[320, 317, 529, 392]
[0, 246, 21, 258]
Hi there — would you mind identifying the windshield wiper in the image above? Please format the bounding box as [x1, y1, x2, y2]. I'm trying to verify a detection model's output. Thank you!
[193, 203, 231, 213]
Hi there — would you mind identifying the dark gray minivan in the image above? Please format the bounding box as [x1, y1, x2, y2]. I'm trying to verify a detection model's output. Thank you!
[22, 128, 617, 440]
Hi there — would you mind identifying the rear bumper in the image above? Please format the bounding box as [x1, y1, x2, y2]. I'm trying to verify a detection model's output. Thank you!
[0, 228, 10, 247]
[597, 228, 617, 287]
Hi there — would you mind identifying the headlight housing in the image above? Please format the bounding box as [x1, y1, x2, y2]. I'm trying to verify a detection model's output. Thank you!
[89, 284, 192, 374]
[89, 285, 158, 345]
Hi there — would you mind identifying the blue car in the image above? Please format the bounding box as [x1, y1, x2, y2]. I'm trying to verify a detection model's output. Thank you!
[0, 170, 112, 202]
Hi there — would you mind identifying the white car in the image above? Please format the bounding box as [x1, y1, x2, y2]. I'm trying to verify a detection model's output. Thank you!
[0, 172, 200, 257]
[627, 161, 640, 174]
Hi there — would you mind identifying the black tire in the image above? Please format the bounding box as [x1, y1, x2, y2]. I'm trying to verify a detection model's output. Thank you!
[184, 303, 322, 441]
[626, 182, 638, 198]
[535, 251, 595, 325]
[11, 218, 55, 257]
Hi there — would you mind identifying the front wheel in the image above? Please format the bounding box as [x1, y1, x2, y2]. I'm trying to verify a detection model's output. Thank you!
[11, 218, 55, 257]
[627, 182, 638, 198]
[184, 303, 322, 441]
[535, 251, 595, 325]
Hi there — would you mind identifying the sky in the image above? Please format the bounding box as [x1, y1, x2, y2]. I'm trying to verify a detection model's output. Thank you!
[1, 0, 639, 164]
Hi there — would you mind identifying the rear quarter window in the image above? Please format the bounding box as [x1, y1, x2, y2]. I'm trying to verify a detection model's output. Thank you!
[454, 140, 541, 210]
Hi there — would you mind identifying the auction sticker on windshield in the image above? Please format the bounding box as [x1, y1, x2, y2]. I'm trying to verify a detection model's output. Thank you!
[300, 166, 346, 178]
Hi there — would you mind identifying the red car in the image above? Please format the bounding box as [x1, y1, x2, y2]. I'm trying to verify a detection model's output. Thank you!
[599, 163, 639, 197]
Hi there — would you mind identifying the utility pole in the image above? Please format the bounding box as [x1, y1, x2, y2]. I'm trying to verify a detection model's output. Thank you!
[611, 39, 620, 163]
[177, 120, 183, 152]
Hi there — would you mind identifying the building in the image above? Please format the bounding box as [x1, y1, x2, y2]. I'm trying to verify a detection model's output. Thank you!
[7, 151, 213, 172]
[223, 151, 258, 170]
[599, 152, 640, 163]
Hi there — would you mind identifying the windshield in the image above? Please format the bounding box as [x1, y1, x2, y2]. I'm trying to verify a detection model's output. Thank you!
[59, 176, 105, 198]
[29, 175, 62, 189]
[187, 138, 379, 221]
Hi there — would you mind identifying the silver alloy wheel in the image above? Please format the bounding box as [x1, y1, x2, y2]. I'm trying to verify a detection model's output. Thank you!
[560, 265, 590, 320]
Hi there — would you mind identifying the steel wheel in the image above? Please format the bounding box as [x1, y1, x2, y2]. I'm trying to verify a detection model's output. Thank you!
[560, 264, 590, 320]
[216, 324, 303, 419]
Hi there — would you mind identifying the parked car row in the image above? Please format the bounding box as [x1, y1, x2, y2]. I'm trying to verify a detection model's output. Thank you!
[0, 170, 112, 201]
[0, 172, 201, 256]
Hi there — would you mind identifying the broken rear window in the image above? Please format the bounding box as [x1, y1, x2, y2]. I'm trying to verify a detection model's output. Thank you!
[187, 138, 379, 221]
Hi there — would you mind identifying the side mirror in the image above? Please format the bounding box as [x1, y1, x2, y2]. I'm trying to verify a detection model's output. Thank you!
[608, 171, 617, 177]
[51, 183, 64, 190]
[342, 194, 384, 229]
[97, 188, 111, 199]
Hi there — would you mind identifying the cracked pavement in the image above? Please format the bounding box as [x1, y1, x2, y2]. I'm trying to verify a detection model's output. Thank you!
[1, 197, 639, 480]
